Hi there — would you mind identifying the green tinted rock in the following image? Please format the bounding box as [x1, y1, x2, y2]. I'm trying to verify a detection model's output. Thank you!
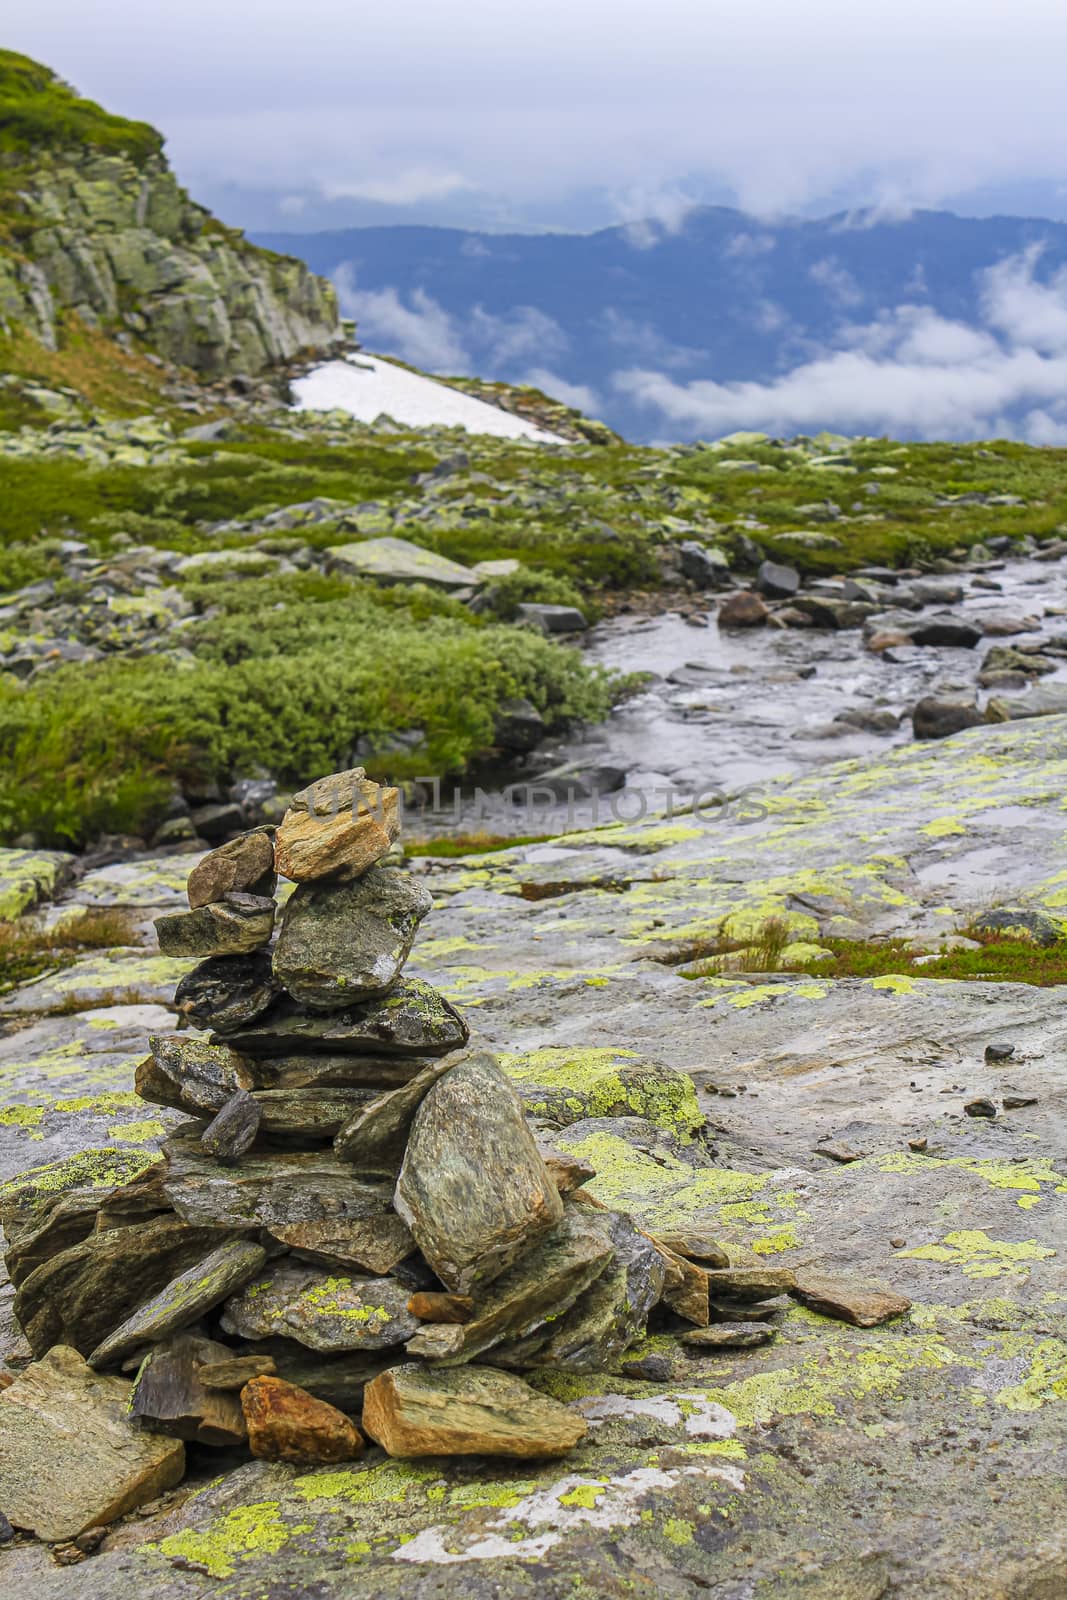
[222, 979, 469, 1058]
[274, 868, 432, 1009]
[143, 1035, 255, 1113]
[221, 1263, 418, 1351]
[395, 1050, 563, 1296]
[161, 1139, 393, 1230]
[333, 1054, 457, 1170]
[90, 1238, 267, 1367]
[155, 893, 275, 958]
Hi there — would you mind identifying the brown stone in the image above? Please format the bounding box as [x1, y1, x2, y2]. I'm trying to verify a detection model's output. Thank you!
[407, 1291, 473, 1323]
[0, 1346, 185, 1541]
[187, 829, 276, 909]
[362, 1364, 586, 1459]
[790, 1270, 912, 1327]
[198, 1354, 278, 1390]
[241, 1375, 364, 1465]
[703, 1266, 796, 1302]
[536, 1140, 596, 1195]
[653, 1241, 710, 1326]
[268, 1214, 415, 1276]
[651, 1229, 730, 1268]
[274, 767, 399, 883]
[718, 591, 770, 628]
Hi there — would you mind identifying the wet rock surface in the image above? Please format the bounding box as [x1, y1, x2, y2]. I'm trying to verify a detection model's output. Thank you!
[0, 732, 1065, 1595]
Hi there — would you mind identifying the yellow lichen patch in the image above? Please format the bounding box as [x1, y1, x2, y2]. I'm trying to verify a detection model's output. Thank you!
[992, 1339, 1067, 1411]
[558, 1481, 607, 1510]
[292, 1460, 441, 1505]
[921, 817, 967, 838]
[895, 1230, 1056, 1278]
[869, 973, 916, 993]
[156, 1501, 293, 1578]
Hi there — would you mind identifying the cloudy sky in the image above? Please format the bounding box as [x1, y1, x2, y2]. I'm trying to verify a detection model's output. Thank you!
[9, 0, 1067, 231]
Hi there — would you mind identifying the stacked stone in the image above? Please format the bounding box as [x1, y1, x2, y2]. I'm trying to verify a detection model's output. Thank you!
[1, 767, 700, 1509]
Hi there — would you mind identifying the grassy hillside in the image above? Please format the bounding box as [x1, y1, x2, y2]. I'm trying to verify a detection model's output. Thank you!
[0, 48, 163, 164]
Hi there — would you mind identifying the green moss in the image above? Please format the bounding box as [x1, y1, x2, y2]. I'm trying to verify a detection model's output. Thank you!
[0, 50, 163, 165]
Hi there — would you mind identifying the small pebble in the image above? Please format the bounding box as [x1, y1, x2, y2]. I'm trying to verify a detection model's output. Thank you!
[964, 1097, 997, 1119]
[908, 1137, 928, 1152]
[889, 1237, 906, 1249]
[984, 1042, 1015, 1062]
[1002, 1093, 1038, 1110]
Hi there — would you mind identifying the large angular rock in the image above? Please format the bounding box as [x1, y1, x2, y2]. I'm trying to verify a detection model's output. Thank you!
[221, 1263, 419, 1351]
[274, 868, 432, 1009]
[326, 536, 476, 590]
[494, 1205, 665, 1372]
[128, 1335, 247, 1445]
[222, 979, 469, 1059]
[394, 1050, 563, 1295]
[789, 1269, 911, 1327]
[405, 1204, 614, 1364]
[154, 892, 275, 957]
[268, 1214, 415, 1275]
[362, 1364, 587, 1459]
[161, 1141, 393, 1230]
[173, 952, 282, 1035]
[186, 829, 276, 909]
[274, 767, 399, 883]
[0, 1346, 185, 1542]
[242, 1375, 364, 1465]
[14, 1215, 227, 1357]
[141, 1034, 255, 1113]
[89, 1238, 267, 1367]
[333, 1055, 457, 1170]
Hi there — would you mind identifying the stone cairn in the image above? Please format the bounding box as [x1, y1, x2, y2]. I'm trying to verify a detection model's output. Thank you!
[0, 766, 859, 1543]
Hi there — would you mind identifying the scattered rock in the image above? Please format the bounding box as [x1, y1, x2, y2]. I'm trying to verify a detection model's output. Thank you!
[912, 697, 985, 740]
[964, 1096, 998, 1119]
[718, 591, 770, 628]
[790, 1269, 911, 1327]
[362, 1363, 587, 1459]
[493, 697, 545, 752]
[241, 1374, 364, 1465]
[680, 1323, 777, 1350]
[326, 535, 475, 590]
[970, 907, 1061, 946]
[515, 602, 588, 633]
[678, 541, 731, 586]
[756, 560, 800, 599]
[909, 619, 981, 648]
[0, 1346, 185, 1542]
[703, 1267, 797, 1302]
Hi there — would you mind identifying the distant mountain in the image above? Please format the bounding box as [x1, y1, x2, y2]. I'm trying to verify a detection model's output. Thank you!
[254, 208, 1067, 443]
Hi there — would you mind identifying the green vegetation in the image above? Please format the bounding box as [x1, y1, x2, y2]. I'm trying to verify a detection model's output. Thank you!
[680, 918, 1067, 986]
[0, 49, 163, 166]
[0, 572, 615, 847]
[0, 907, 138, 994]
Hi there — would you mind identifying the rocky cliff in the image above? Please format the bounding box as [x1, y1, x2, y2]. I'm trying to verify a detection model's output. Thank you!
[0, 50, 344, 377]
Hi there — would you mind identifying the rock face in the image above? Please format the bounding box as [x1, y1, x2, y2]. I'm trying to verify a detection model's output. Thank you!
[0, 53, 342, 374]
[274, 869, 432, 1007]
[362, 1364, 587, 1459]
[395, 1050, 564, 1294]
[0, 1346, 185, 1541]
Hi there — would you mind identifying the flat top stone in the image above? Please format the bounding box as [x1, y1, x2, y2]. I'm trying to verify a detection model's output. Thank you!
[274, 868, 432, 1009]
[327, 537, 477, 588]
[222, 978, 469, 1059]
[362, 1363, 587, 1459]
[0, 1345, 185, 1541]
[221, 1263, 419, 1351]
[162, 1140, 393, 1229]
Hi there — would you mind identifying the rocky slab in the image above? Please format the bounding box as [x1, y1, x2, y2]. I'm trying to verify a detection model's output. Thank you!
[0, 1345, 184, 1541]
[154, 893, 275, 957]
[221, 1263, 418, 1351]
[89, 1237, 267, 1367]
[222, 978, 469, 1059]
[161, 1141, 393, 1230]
[362, 1363, 587, 1459]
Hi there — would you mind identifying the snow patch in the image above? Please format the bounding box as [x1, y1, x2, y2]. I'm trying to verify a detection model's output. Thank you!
[292, 355, 569, 444]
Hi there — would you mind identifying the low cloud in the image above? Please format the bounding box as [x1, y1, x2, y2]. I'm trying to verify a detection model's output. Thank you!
[321, 168, 472, 206]
[808, 257, 865, 308]
[613, 247, 1067, 441]
[523, 368, 600, 413]
[334, 267, 569, 379]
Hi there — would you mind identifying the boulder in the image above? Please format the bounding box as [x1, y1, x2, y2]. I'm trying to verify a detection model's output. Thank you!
[242, 1375, 363, 1466]
[154, 892, 275, 957]
[186, 829, 276, 908]
[274, 767, 399, 883]
[273, 868, 432, 1009]
[756, 560, 800, 599]
[678, 541, 731, 586]
[326, 536, 476, 589]
[515, 602, 588, 633]
[718, 591, 769, 628]
[362, 1364, 586, 1459]
[0, 1346, 185, 1542]
[912, 697, 985, 740]
[493, 697, 546, 753]
[394, 1050, 563, 1295]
